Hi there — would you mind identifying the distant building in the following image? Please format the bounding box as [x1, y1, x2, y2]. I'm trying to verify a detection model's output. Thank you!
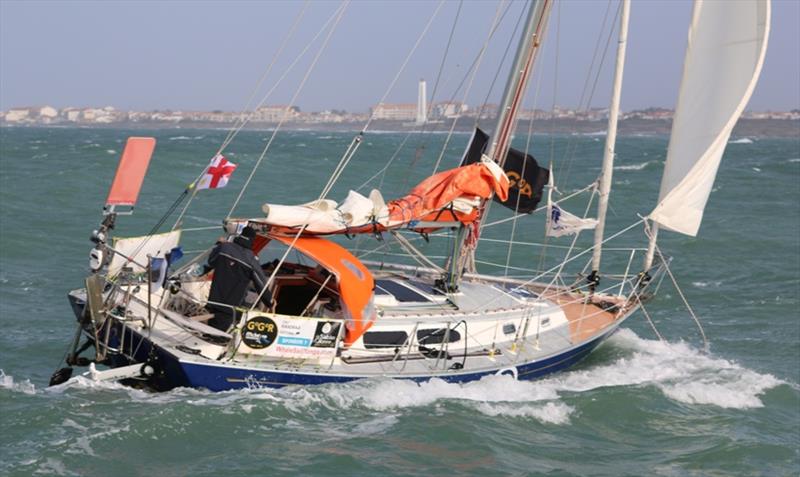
[254, 105, 300, 122]
[5, 108, 32, 122]
[433, 101, 467, 119]
[62, 108, 81, 122]
[371, 103, 417, 121]
[39, 106, 58, 118]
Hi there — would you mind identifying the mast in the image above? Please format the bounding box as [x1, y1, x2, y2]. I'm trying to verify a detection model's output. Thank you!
[643, 221, 659, 270]
[450, 0, 552, 284]
[589, 0, 630, 290]
[487, 0, 552, 166]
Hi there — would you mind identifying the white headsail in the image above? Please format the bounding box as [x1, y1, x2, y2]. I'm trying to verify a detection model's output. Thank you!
[649, 0, 770, 236]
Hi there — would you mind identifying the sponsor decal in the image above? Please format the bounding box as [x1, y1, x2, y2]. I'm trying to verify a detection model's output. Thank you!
[311, 321, 341, 348]
[241, 316, 278, 349]
[277, 336, 311, 347]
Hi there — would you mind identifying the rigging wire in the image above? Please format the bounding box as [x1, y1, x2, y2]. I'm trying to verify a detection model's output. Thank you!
[431, 0, 516, 174]
[217, 2, 310, 154]
[557, 0, 619, 190]
[171, 3, 310, 230]
[249, 0, 448, 310]
[228, 1, 349, 218]
[399, 0, 464, 188]
[645, 220, 710, 351]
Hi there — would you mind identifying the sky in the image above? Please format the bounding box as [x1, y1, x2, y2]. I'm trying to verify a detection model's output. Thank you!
[1, 0, 797, 113]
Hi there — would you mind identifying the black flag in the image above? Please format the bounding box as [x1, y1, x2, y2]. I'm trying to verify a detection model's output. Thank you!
[500, 147, 549, 213]
[461, 128, 549, 214]
[459, 127, 490, 166]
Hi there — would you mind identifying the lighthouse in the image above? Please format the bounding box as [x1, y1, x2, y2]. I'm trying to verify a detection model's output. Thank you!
[416, 79, 427, 125]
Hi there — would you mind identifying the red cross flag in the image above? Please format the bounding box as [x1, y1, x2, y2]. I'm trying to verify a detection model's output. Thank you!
[196, 154, 237, 190]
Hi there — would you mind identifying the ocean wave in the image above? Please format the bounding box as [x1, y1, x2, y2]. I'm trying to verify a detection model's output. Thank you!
[168, 135, 204, 141]
[105, 149, 116, 154]
[729, 137, 754, 144]
[565, 329, 785, 409]
[788, 158, 800, 163]
[692, 281, 722, 289]
[614, 161, 653, 171]
[0, 369, 36, 395]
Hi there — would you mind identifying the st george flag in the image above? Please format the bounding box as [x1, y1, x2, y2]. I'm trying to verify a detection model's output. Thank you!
[196, 154, 237, 190]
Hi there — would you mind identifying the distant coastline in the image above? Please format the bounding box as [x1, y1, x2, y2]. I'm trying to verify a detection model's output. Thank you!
[2, 117, 798, 138]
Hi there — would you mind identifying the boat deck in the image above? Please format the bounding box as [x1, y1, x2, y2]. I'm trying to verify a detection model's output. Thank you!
[545, 291, 625, 342]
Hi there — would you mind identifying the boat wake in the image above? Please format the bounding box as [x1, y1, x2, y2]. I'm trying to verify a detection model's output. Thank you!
[551, 329, 785, 409]
[4, 330, 786, 424]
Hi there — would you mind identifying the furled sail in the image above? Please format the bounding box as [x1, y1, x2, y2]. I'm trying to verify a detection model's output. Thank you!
[260, 161, 509, 235]
[649, 0, 770, 236]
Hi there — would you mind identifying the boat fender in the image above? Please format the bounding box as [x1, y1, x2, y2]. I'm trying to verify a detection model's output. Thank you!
[496, 367, 518, 380]
[89, 246, 105, 272]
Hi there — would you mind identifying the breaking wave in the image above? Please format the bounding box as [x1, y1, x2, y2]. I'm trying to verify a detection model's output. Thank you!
[729, 137, 754, 144]
[614, 161, 654, 171]
[0, 369, 36, 395]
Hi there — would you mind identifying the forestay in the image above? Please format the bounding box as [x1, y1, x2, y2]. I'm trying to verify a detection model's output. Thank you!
[649, 0, 770, 236]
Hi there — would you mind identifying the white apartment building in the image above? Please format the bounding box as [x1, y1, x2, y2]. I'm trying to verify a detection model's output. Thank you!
[371, 103, 417, 121]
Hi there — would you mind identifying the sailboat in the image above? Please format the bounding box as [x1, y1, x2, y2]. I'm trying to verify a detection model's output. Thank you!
[50, 0, 770, 391]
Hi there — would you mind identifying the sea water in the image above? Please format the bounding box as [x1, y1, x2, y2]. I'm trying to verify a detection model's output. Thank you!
[0, 126, 798, 476]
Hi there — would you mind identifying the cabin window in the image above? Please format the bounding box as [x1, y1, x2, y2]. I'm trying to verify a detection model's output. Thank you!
[362, 331, 409, 349]
[374, 279, 430, 302]
[417, 328, 461, 345]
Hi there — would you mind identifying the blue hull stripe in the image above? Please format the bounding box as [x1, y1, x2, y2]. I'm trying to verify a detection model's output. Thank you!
[114, 323, 618, 392]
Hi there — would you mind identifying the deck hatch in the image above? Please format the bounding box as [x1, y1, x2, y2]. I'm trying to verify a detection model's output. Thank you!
[374, 279, 430, 303]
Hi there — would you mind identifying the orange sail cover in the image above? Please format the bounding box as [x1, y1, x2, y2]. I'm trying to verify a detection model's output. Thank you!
[105, 137, 156, 207]
[387, 162, 509, 224]
[271, 234, 376, 346]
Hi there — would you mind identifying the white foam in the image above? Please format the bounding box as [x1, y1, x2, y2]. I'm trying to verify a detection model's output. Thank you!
[729, 137, 754, 144]
[542, 329, 785, 409]
[692, 281, 722, 289]
[352, 415, 399, 435]
[34, 458, 75, 476]
[614, 161, 652, 171]
[788, 158, 800, 163]
[752, 167, 762, 172]
[105, 149, 116, 154]
[474, 402, 574, 424]
[0, 369, 36, 395]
